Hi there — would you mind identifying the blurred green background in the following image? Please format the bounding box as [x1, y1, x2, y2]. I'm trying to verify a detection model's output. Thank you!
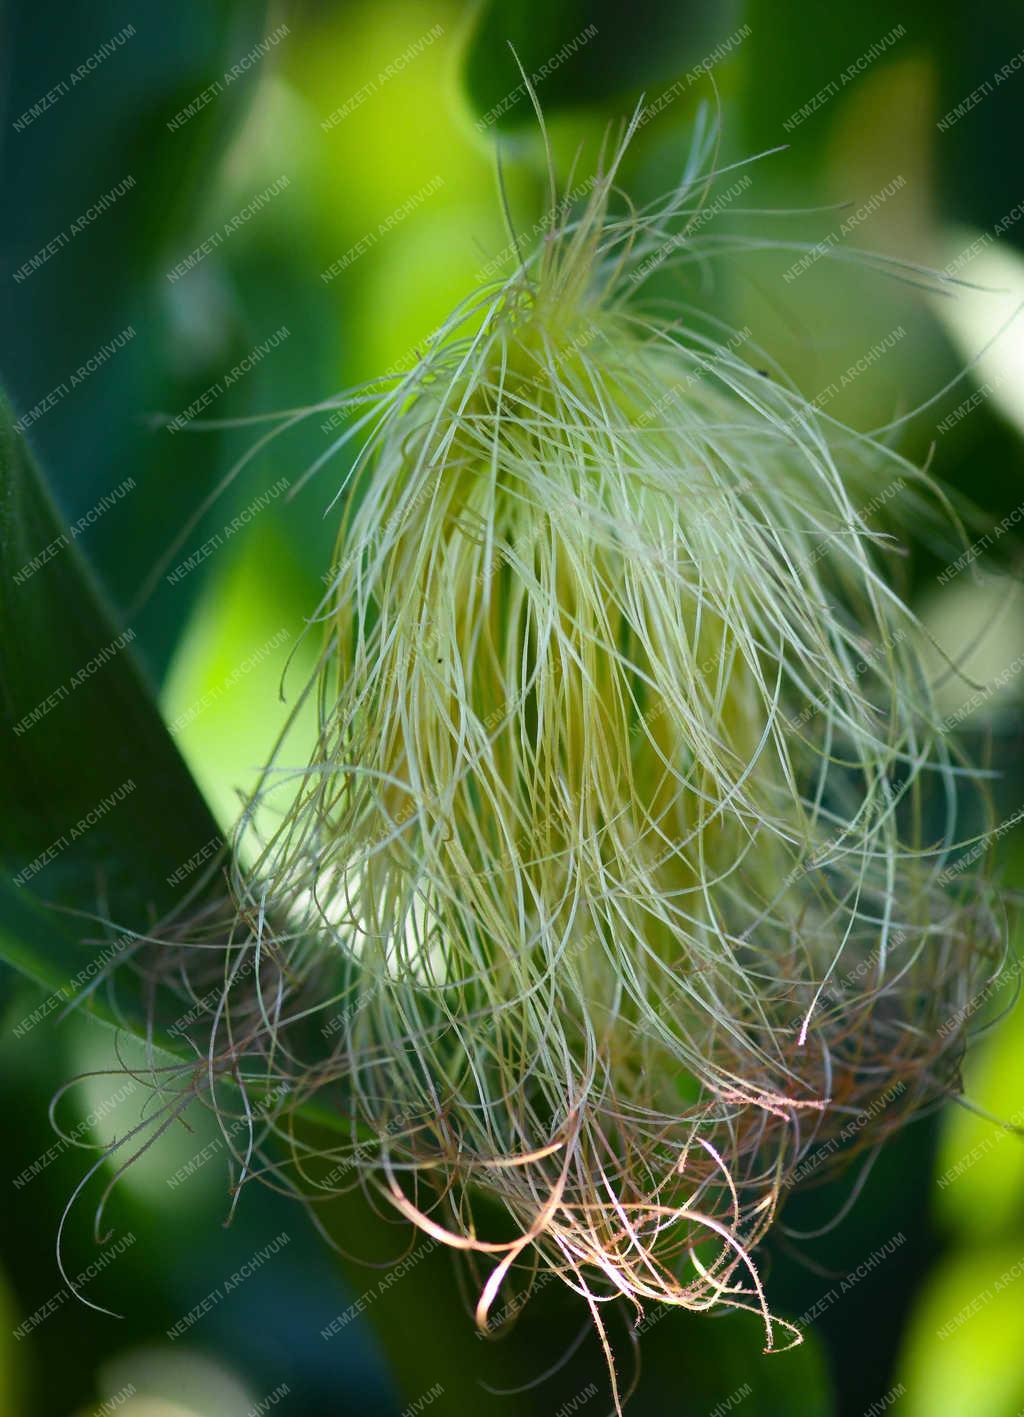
[1, 1, 1023, 1413]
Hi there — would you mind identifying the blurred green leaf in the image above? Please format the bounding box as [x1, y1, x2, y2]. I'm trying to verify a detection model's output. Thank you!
[897, 1245, 1024, 1417]
[640, 1308, 835, 1415]
[461, 0, 742, 128]
[0, 388, 224, 987]
[0, 1261, 24, 1417]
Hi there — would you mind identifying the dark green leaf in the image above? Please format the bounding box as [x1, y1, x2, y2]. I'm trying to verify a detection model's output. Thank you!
[462, 0, 744, 127]
[0, 388, 224, 988]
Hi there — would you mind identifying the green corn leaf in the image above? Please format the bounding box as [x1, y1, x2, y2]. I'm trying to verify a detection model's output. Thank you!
[0, 388, 225, 1016]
